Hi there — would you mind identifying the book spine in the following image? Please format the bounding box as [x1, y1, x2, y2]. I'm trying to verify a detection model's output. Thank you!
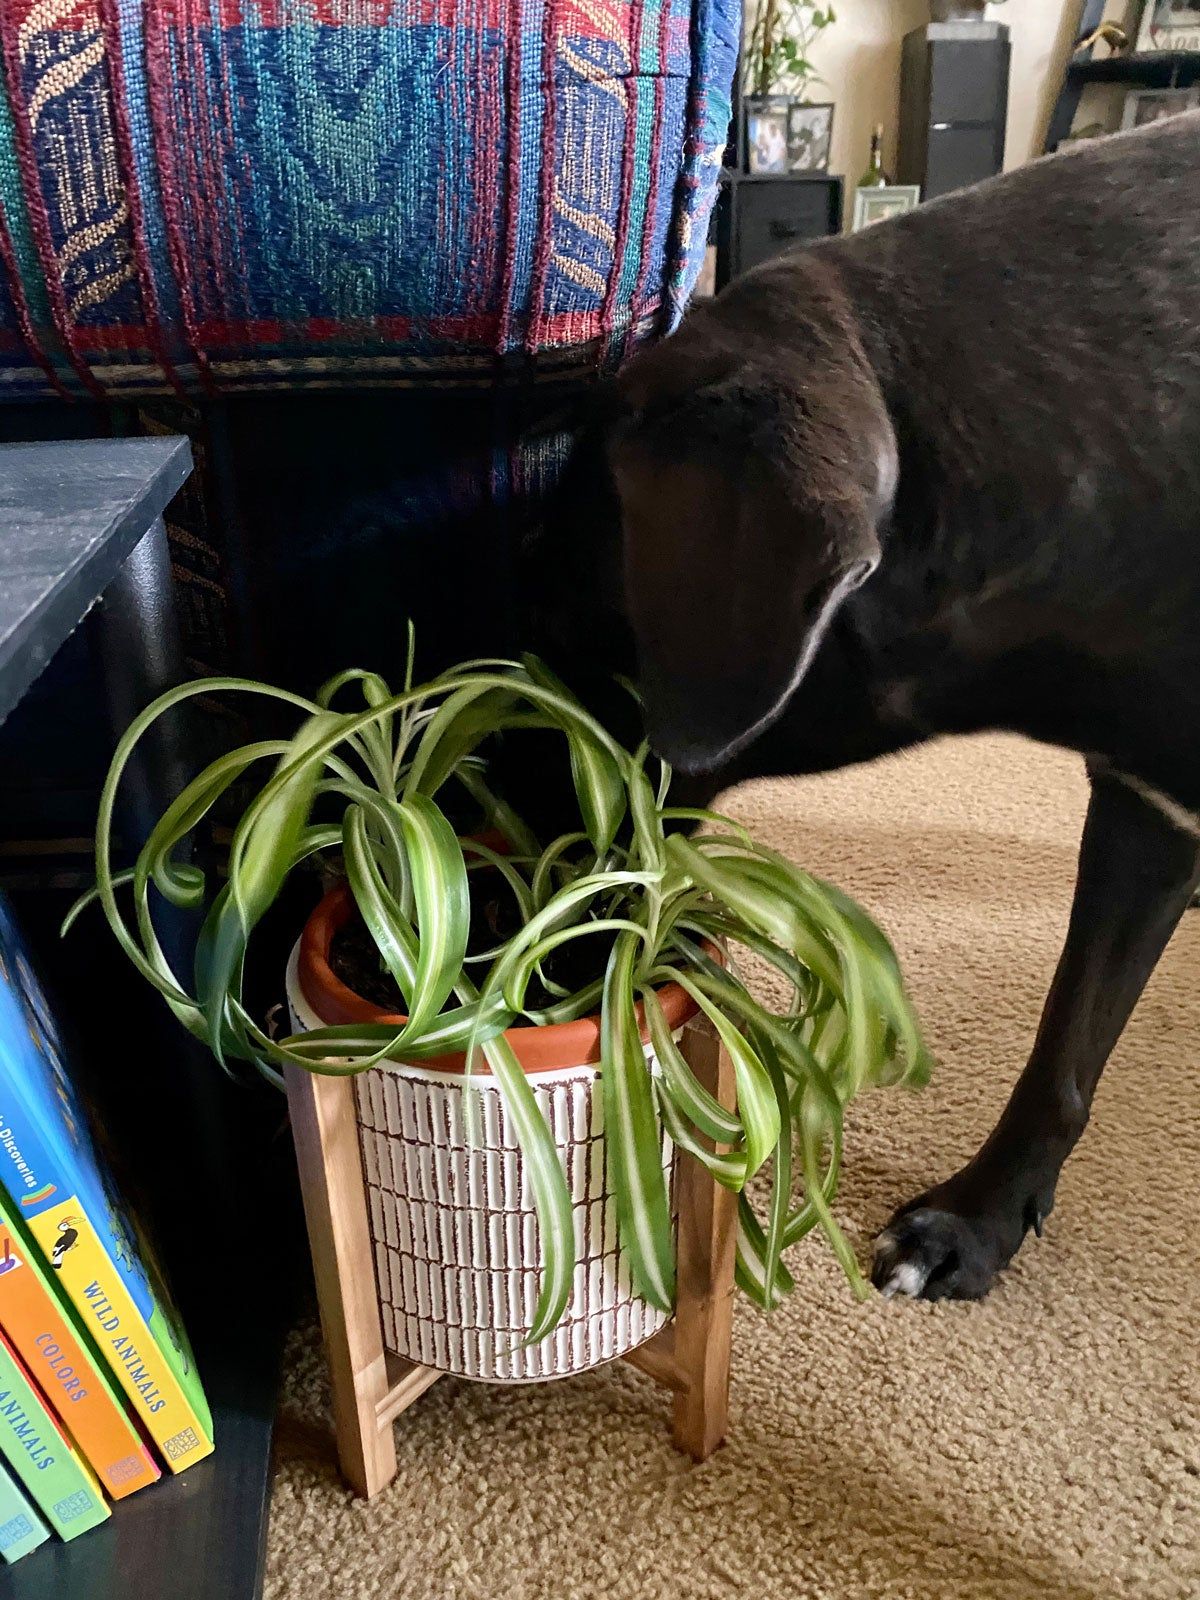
[0, 1455, 50, 1564]
[0, 1199, 160, 1498]
[28, 1203, 213, 1472]
[0, 1330, 108, 1541]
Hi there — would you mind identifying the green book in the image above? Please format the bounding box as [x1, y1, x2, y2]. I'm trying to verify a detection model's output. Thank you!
[0, 1455, 49, 1564]
[0, 1326, 108, 1542]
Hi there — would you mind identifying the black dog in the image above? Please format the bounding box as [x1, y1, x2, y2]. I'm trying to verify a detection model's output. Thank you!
[525, 114, 1200, 1302]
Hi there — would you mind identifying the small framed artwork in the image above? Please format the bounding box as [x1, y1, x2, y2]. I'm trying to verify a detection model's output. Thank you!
[787, 102, 834, 173]
[1120, 86, 1200, 130]
[1136, 1, 1200, 53]
[745, 96, 791, 174]
[851, 185, 921, 232]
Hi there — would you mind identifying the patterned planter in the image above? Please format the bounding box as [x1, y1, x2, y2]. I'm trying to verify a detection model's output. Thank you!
[286, 886, 698, 1382]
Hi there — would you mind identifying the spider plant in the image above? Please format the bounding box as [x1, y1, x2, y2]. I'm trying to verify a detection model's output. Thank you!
[70, 651, 930, 1341]
[745, 0, 836, 99]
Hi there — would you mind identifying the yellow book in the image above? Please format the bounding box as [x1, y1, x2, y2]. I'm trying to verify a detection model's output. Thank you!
[24, 1202, 211, 1470]
[0, 1188, 160, 1497]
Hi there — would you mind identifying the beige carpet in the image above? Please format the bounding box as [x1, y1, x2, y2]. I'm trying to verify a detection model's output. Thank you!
[266, 735, 1200, 1600]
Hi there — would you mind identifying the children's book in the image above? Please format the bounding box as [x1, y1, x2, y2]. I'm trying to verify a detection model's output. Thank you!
[0, 1185, 160, 1498]
[0, 896, 213, 1471]
[0, 1326, 108, 1541]
[0, 1455, 50, 1564]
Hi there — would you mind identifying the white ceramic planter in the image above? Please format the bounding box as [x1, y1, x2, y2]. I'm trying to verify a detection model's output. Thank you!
[285, 897, 686, 1383]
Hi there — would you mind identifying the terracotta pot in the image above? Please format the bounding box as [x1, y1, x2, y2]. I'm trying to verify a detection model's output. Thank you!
[286, 885, 701, 1382]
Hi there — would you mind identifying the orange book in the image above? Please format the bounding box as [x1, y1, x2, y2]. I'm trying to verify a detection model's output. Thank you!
[0, 1191, 159, 1499]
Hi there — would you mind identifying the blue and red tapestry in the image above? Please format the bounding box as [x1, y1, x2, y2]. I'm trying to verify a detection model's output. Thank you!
[0, 0, 739, 399]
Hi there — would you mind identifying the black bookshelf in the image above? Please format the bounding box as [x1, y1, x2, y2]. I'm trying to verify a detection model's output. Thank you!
[1044, 0, 1200, 155]
[0, 439, 286, 1600]
[1066, 48, 1200, 87]
[8, 1337, 279, 1600]
[1047, 49, 1200, 150]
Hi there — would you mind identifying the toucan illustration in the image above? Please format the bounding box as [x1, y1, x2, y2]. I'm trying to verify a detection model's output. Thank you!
[51, 1216, 79, 1269]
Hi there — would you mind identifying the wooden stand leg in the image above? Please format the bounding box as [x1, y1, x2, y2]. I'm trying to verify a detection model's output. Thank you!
[670, 1018, 737, 1459]
[286, 1064, 414, 1498]
[623, 1017, 737, 1461]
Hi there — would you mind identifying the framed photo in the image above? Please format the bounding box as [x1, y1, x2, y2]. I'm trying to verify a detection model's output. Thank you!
[851, 185, 921, 232]
[744, 96, 791, 175]
[787, 102, 834, 174]
[1120, 86, 1200, 129]
[1136, 1, 1200, 53]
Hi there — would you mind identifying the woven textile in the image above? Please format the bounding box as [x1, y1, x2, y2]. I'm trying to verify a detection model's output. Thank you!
[0, 0, 739, 400]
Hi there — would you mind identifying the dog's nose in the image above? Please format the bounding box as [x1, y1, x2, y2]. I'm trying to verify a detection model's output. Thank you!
[641, 663, 775, 777]
[643, 699, 740, 777]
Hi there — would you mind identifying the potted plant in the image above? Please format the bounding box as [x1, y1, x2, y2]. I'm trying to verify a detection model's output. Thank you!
[745, 0, 836, 99]
[71, 654, 929, 1381]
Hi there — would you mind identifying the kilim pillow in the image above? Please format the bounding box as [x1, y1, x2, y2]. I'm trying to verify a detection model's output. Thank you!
[0, 0, 739, 401]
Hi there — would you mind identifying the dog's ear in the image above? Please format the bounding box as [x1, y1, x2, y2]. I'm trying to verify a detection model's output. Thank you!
[610, 368, 894, 774]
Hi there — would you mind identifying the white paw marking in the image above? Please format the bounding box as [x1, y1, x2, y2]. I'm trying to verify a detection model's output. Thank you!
[882, 1260, 930, 1300]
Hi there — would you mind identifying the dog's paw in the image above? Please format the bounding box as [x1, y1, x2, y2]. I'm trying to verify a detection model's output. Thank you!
[871, 1206, 1025, 1302]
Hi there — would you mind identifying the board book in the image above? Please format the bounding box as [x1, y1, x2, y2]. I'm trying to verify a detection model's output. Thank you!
[0, 896, 213, 1471]
[0, 1185, 160, 1498]
[0, 1325, 108, 1540]
[0, 1455, 49, 1564]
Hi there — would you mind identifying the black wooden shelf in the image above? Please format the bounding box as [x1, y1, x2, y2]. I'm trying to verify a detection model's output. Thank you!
[0, 437, 288, 1600]
[8, 1327, 280, 1600]
[1066, 49, 1200, 87]
[0, 438, 190, 724]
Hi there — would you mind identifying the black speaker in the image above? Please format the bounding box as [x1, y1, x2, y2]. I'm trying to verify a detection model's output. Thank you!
[897, 22, 1010, 201]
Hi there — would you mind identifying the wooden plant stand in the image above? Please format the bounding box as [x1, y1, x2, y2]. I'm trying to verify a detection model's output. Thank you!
[285, 1018, 738, 1498]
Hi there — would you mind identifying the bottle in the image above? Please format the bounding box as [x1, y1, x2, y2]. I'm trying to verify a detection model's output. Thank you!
[859, 125, 891, 188]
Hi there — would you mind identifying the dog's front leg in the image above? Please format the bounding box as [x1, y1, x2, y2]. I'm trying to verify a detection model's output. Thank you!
[873, 764, 1200, 1301]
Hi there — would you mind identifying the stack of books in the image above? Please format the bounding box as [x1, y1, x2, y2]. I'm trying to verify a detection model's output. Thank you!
[0, 895, 213, 1565]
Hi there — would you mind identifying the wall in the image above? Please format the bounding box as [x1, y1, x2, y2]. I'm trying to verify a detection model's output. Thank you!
[799, 0, 924, 209]
[998, 0, 1080, 167]
[784, 1, 1132, 226]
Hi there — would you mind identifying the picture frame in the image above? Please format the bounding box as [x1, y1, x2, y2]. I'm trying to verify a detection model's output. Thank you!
[851, 185, 921, 232]
[1136, 1, 1200, 53]
[744, 96, 791, 175]
[787, 101, 835, 174]
[1120, 86, 1200, 130]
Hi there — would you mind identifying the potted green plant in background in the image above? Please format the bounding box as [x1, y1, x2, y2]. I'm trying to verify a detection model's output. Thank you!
[744, 1, 837, 174]
[69, 650, 929, 1382]
[746, 0, 836, 98]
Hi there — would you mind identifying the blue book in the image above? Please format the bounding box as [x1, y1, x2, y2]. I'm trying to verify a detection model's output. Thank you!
[0, 1454, 50, 1564]
[0, 894, 212, 1470]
